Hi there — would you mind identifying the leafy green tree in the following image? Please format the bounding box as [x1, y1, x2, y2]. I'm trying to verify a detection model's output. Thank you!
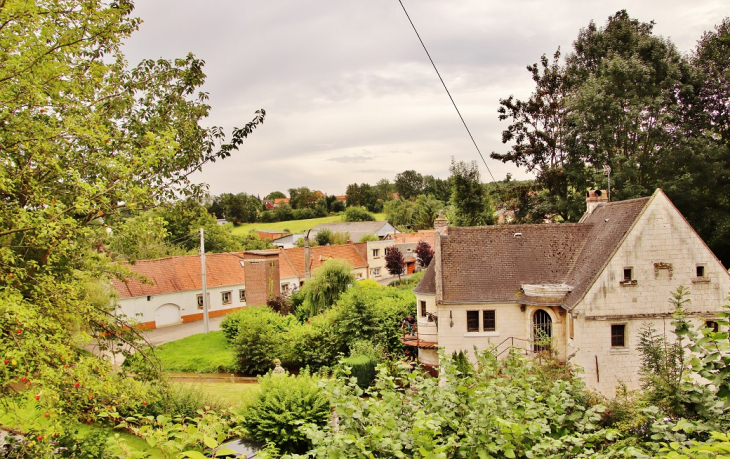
[156, 200, 245, 253]
[315, 228, 333, 246]
[264, 191, 286, 201]
[0, 0, 264, 410]
[288, 187, 318, 210]
[384, 199, 415, 228]
[413, 194, 444, 230]
[358, 234, 379, 243]
[214, 192, 261, 224]
[299, 259, 354, 320]
[374, 178, 395, 202]
[394, 170, 425, 200]
[449, 159, 495, 226]
[342, 206, 375, 222]
[423, 174, 451, 203]
[106, 212, 185, 262]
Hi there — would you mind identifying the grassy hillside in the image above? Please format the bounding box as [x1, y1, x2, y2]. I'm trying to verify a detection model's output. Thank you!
[231, 213, 386, 235]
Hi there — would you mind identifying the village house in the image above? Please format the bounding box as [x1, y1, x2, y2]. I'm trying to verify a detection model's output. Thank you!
[112, 244, 369, 329]
[310, 221, 398, 243]
[368, 230, 435, 280]
[411, 189, 730, 395]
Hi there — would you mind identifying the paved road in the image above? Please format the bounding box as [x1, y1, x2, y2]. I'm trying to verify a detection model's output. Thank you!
[143, 315, 225, 346]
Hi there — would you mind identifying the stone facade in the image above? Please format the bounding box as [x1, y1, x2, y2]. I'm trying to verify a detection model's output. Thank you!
[413, 189, 730, 396]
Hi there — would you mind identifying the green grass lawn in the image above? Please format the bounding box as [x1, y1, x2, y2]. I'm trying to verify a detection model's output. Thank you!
[153, 331, 235, 373]
[231, 212, 386, 235]
[175, 382, 260, 407]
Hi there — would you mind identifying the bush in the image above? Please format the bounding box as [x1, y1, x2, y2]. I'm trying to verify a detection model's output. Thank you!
[229, 307, 297, 375]
[343, 355, 377, 389]
[243, 371, 330, 454]
[342, 206, 375, 222]
[283, 315, 341, 370]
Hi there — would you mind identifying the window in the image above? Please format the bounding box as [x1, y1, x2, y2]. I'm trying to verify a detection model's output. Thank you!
[623, 268, 633, 281]
[467, 311, 479, 332]
[697, 265, 705, 278]
[483, 310, 496, 331]
[221, 291, 231, 305]
[197, 294, 204, 310]
[372, 249, 380, 257]
[420, 301, 427, 317]
[384, 248, 389, 256]
[239, 289, 246, 302]
[371, 267, 381, 276]
[407, 248, 412, 252]
[706, 321, 719, 333]
[611, 324, 626, 347]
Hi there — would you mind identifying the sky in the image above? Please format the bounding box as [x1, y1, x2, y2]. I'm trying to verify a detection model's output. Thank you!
[122, 0, 728, 198]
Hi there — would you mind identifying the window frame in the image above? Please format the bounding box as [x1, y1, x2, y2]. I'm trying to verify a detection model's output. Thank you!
[466, 310, 479, 332]
[696, 265, 706, 278]
[611, 324, 626, 347]
[221, 291, 232, 305]
[197, 294, 204, 310]
[420, 300, 427, 317]
[483, 310, 496, 332]
[239, 289, 246, 302]
[372, 249, 380, 258]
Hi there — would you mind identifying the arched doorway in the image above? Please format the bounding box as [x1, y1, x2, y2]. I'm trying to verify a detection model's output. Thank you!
[532, 309, 552, 352]
[155, 303, 181, 328]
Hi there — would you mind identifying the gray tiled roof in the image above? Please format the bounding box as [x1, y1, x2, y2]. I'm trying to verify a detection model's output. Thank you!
[414, 196, 650, 309]
[311, 221, 395, 242]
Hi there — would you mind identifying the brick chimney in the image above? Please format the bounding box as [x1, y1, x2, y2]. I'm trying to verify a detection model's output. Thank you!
[243, 251, 280, 306]
[434, 215, 448, 235]
[585, 189, 609, 215]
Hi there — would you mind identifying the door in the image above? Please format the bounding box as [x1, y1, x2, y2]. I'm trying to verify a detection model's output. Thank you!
[155, 303, 181, 327]
[532, 309, 552, 352]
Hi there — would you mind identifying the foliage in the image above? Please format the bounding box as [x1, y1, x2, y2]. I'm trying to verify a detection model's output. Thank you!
[414, 240, 434, 268]
[384, 246, 406, 279]
[106, 212, 186, 262]
[394, 170, 425, 200]
[413, 194, 444, 230]
[315, 228, 333, 246]
[384, 199, 415, 228]
[228, 307, 298, 375]
[288, 187, 320, 210]
[345, 183, 381, 213]
[299, 259, 354, 320]
[451, 350, 473, 376]
[264, 191, 287, 201]
[342, 355, 377, 389]
[282, 315, 342, 371]
[242, 371, 330, 455]
[208, 193, 262, 224]
[449, 158, 496, 226]
[342, 206, 376, 222]
[358, 234, 379, 242]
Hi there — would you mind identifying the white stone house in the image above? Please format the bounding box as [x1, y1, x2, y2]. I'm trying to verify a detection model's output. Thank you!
[411, 189, 730, 395]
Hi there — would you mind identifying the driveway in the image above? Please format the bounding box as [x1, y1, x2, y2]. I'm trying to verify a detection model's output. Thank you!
[143, 315, 225, 346]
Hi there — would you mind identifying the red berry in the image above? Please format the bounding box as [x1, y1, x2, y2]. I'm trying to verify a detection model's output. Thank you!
[35, 395, 40, 401]
[86, 418, 91, 423]
[3, 360, 7, 365]
[8, 274, 13, 279]
[142, 401, 147, 406]
[20, 377, 26, 382]
[16, 329, 21, 334]
[44, 412, 49, 417]
[74, 382, 80, 387]
[37, 435, 42, 441]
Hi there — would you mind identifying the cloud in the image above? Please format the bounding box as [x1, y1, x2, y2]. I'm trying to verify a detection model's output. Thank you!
[326, 154, 378, 164]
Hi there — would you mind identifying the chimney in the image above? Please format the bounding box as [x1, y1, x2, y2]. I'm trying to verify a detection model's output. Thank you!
[585, 189, 609, 215]
[243, 251, 281, 306]
[434, 215, 448, 235]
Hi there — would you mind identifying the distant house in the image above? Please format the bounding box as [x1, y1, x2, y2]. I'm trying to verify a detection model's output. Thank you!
[311, 221, 397, 244]
[335, 195, 347, 203]
[277, 243, 369, 295]
[272, 233, 304, 249]
[411, 189, 730, 396]
[256, 230, 290, 241]
[112, 251, 280, 329]
[273, 198, 290, 207]
[369, 230, 436, 279]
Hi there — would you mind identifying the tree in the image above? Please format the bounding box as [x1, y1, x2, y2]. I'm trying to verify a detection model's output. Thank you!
[215, 192, 261, 224]
[384, 199, 415, 228]
[0, 0, 265, 408]
[299, 259, 355, 320]
[394, 170, 425, 200]
[288, 187, 319, 210]
[385, 246, 406, 279]
[315, 228, 333, 246]
[106, 212, 185, 262]
[413, 194, 444, 230]
[264, 191, 286, 201]
[449, 159, 496, 226]
[414, 241, 434, 268]
[423, 175, 451, 203]
[343, 206, 375, 222]
[374, 178, 395, 202]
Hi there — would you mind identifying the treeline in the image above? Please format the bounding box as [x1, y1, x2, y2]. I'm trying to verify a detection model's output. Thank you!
[490, 11, 730, 264]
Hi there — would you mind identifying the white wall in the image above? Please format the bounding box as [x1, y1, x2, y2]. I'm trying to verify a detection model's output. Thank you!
[572, 193, 730, 395]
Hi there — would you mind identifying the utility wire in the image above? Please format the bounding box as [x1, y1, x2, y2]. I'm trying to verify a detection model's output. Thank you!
[396, 0, 496, 183]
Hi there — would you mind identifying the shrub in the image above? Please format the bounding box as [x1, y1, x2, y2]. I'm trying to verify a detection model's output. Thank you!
[342, 206, 375, 222]
[343, 355, 377, 389]
[243, 371, 330, 454]
[298, 259, 354, 320]
[229, 307, 297, 375]
[283, 315, 341, 370]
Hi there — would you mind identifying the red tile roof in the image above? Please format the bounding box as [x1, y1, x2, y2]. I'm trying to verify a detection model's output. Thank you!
[112, 253, 246, 299]
[385, 230, 435, 244]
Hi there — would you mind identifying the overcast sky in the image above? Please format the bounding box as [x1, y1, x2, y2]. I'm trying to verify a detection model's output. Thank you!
[122, 0, 727, 198]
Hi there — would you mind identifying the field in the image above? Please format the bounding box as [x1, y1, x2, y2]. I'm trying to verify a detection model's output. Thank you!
[231, 213, 386, 235]
[153, 331, 235, 373]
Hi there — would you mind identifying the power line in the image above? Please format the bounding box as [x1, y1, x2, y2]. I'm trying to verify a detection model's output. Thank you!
[396, 0, 496, 183]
